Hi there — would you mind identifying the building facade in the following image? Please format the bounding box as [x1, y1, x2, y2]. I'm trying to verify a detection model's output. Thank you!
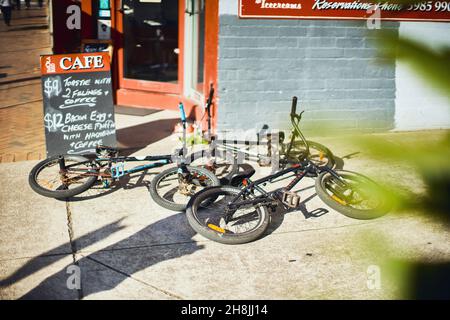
[51, 0, 450, 133]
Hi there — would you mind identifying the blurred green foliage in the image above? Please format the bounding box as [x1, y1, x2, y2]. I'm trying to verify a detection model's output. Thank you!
[378, 30, 450, 99]
[362, 20, 450, 299]
[374, 26, 450, 221]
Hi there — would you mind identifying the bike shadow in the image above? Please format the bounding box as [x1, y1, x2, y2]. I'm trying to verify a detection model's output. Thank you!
[116, 118, 179, 156]
[0, 214, 203, 299]
[333, 151, 361, 170]
[261, 185, 329, 239]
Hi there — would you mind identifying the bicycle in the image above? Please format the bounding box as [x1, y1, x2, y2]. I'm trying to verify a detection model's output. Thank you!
[186, 86, 335, 183]
[29, 103, 220, 211]
[185, 97, 391, 245]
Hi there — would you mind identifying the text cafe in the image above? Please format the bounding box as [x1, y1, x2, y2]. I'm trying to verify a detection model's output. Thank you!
[51, 0, 450, 132]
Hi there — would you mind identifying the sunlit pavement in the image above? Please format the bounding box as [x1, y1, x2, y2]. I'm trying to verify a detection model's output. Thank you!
[0, 126, 449, 300]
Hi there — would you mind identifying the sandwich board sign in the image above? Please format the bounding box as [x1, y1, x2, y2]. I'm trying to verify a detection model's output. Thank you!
[40, 52, 116, 156]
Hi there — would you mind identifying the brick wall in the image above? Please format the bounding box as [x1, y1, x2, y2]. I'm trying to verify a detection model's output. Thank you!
[217, 7, 399, 133]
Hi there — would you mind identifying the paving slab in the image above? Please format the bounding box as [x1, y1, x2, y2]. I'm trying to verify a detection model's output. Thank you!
[77, 250, 185, 300]
[0, 161, 70, 259]
[0, 127, 449, 299]
[0, 254, 78, 300]
[69, 210, 449, 300]
[68, 212, 449, 299]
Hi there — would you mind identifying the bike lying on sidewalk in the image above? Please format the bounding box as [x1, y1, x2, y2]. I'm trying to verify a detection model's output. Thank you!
[186, 86, 335, 182]
[185, 98, 391, 245]
[28, 103, 220, 211]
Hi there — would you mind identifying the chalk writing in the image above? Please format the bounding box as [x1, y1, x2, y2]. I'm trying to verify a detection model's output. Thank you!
[41, 53, 116, 156]
[43, 77, 62, 99]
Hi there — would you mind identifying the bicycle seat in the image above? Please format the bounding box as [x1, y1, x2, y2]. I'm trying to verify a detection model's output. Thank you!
[229, 164, 256, 186]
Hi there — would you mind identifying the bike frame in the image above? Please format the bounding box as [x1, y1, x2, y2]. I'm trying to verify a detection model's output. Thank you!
[201, 86, 311, 166]
[61, 155, 173, 178]
[224, 159, 346, 220]
[57, 102, 192, 181]
[285, 96, 310, 159]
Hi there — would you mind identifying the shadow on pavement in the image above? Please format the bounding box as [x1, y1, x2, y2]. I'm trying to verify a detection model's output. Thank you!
[259, 185, 330, 239]
[0, 213, 203, 299]
[333, 151, 361, 170]
[0, 219, 126, 296]
[116, 118, 179, 156]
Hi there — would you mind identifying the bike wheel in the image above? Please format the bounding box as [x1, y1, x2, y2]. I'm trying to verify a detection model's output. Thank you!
[149, 165, 220, 211]
[186, 186, 270, 244]
[29, 155, 98, 199]
[315, 170, 390, 219]
[286, 140, 335, 169]
[187, 148, 238, 184]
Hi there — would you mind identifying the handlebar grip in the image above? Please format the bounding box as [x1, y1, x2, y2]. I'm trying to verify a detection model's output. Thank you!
[206, 84, 214, 111]
[208, 84, 214, 103]
[179, 103, 187, 122]
[291, 96, 298, 115]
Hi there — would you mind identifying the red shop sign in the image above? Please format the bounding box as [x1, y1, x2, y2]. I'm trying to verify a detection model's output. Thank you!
[239, 0, 450, 22]
[40, 52, 111, 76]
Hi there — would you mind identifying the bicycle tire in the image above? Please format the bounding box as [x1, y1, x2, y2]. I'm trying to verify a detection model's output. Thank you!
[149, 165, 220, 211]
[287, 140, 335, 169]
[29, 155, 98, 199]
[315, 170, 390, 220]
[186, 186, 270, 244]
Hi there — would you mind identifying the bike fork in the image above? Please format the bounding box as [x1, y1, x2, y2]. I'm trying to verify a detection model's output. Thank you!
[323, 167, 347, 187]
[58, 156, 69, 188]
[58, 156, 66, 171]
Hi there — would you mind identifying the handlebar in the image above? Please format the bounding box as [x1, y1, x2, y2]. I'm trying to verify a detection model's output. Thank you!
[291, 96, 297, 116]
[179, 102, 187, 123]
[290, 96, 305, 120]
[206, 84, 214, 111]
[287, 97, 309, 159]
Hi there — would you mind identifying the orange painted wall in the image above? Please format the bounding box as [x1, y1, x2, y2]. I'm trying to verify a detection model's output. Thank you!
[78, 0, 219, 131]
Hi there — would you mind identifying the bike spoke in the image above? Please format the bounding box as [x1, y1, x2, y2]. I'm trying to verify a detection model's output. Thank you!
[35, 159, 95, 192]
[325, 175, 381, 211]
[195, 193, 263, 234]
[155, 170, 214, 207]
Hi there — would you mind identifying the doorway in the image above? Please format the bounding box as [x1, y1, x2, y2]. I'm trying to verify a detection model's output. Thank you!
[120, 0, 181, 94]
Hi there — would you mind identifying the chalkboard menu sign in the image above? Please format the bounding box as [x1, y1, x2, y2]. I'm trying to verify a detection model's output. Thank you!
[40, 52, 116, 156]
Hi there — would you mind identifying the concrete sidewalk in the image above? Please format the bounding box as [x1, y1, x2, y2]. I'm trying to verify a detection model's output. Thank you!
[0, 118, 449, 299]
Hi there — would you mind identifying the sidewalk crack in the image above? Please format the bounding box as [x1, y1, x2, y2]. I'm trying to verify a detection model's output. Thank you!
[83, 255, 184, 300]
[65, 201, 83, 300]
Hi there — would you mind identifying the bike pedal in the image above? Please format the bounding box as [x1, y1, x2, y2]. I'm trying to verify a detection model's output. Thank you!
[281, 191, 300, 208]
[111, 163, 125, 178]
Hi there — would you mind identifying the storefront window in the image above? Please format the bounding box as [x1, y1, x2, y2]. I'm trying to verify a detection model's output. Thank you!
[122, 0, 179, 83]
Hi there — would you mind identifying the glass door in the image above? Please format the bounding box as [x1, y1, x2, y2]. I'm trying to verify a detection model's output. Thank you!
[121, 0, 180, 93]
[184, 0, 205, 100]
